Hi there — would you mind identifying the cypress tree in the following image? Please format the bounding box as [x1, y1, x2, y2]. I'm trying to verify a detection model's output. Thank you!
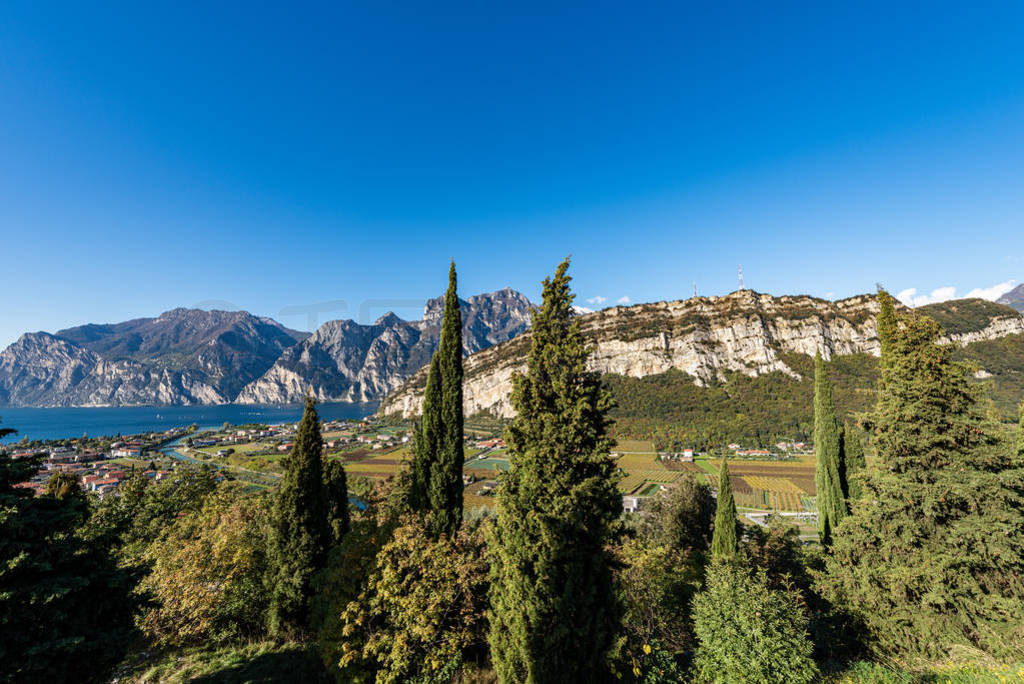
[410, 353, 442, 512]
[489, 257, 621, 683]
[429, 260, 464, 538]
[825, 311, 1024, 659]
[710, 458, 739, 559]
[841, 423, 866, 502]
[268, 395, 330, 635]
[814, 351, 847, 546]
[876, 287, 898, 367]
[323, 458, 350, 546]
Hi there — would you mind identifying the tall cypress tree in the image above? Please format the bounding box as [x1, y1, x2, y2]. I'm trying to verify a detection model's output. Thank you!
[429, 260, 464, 538]
[814, 351, 847, 546]
[710, 458, 739, 559]
[268, 395, 330, 635]
[323, 458, 350, 546]
[489, 258, 621, 683]
[410, 353, 442, 512]
[841, 423, 866, 502]
[876, 288, 898, 372]
[825, 311, 1024, 659]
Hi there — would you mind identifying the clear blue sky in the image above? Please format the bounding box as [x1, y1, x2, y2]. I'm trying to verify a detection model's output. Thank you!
[2, 1, 1024, 348]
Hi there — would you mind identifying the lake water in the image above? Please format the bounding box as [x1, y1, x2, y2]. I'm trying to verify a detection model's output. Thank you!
[0, 403, 377, 443]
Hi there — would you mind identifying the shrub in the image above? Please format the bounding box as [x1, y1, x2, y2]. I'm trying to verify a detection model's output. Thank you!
[692, 559, 818, 684]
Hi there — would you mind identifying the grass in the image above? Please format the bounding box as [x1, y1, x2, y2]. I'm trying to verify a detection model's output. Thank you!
[125, 641, 332, 683]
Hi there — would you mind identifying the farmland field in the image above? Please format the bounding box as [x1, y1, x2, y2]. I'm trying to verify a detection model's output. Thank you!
[614, 439, 656, 453]
[632, 456, 820, 513]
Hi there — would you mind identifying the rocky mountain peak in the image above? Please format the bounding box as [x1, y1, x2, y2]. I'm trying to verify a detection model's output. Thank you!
[997, 283, 1024, 312]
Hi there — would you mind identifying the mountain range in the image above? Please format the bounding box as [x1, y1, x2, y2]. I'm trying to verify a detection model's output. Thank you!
[5, 286, 1024, 431]
[0, 289, 533, 407]
[380, 291, 1024, 436]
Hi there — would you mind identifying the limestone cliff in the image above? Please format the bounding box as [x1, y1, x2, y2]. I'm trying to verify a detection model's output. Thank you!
[380, 291, 1024, 419]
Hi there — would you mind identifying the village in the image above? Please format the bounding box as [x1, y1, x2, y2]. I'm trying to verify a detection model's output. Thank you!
[5, 412, 817, 527]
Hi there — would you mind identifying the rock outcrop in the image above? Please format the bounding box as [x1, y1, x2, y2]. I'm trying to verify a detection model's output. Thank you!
[380, 291, 1024, 419]
[235, 288, 533, 404]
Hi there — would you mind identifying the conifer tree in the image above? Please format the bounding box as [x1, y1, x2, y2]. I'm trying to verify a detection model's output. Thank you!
[875, 287, 898, 368]
[841, 423, 866, 502]
[268, 395, 330, 635]
[814, 351, 847, 546]
[710, 459, 739, 559]
[1, 429, 142, 682]
[489, 258, 621, 683]
[323, 458, 350, 545]
[825, 311, 1024, 659]
[410, 353, 441, 512]
[429, 260, 464, 537]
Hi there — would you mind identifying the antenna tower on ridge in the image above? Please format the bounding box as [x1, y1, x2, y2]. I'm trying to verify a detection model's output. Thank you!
[738, 264, 744, 290]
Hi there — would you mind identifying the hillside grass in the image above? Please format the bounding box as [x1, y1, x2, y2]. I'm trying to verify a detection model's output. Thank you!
[918, 297, 1021, 335]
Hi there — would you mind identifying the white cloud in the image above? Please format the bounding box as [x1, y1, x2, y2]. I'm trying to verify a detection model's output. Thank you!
[616, 296, 631, 305]
[965, 279, 1017, 301]
[896, 280, 1016, 308]
[586, 296, 607, 305]
[896, 286, 957, 307]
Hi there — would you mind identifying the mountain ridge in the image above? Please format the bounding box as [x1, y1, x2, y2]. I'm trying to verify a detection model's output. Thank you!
[380, 291, 1024, 420]
[0, 290, 534, 407]
[235, 288, 534, 404]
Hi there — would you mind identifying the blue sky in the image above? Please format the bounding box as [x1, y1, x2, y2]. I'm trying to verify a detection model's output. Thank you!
[2, 1, 1023, 348]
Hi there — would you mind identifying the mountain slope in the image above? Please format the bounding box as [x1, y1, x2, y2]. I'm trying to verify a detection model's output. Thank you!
[380, 292, 1024, 423]
[0, 310, 308, 407]
[236, 288, 533, 404]
[997, 284, 1024, 313]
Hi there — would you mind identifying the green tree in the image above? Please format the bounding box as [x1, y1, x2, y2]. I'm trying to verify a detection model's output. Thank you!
[841, 424, 866, 502]
[323, 458, 350, 545]
[710, 459, 739, 559]
[813, 351, 847, 545]
[825, 310, 1024, 659]
[338, 518, 489, 683]
[268, 395, 330, 636]
[875, 287, 898, 367]
[410, 353, 442, 512]
[141, 484, 270, 647]
[489, 257, 621, 683]
[45, 470, 81, 499]
[692, 559, 818, 684]
[0, 444, 142, 683]
[636, 472, 715, 554]
[429, 260, 464, 538]
[618, 539, 703, 660]
[88, 464, 219, 566]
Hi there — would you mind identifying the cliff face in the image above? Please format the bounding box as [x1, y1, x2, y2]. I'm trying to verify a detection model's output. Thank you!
[380, 291, 1024, 419]
[235, 288, 534, 404]
[0, 310, 308, 407]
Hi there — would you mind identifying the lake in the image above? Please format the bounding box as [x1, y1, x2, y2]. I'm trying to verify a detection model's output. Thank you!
[0, 403, 377, 443]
